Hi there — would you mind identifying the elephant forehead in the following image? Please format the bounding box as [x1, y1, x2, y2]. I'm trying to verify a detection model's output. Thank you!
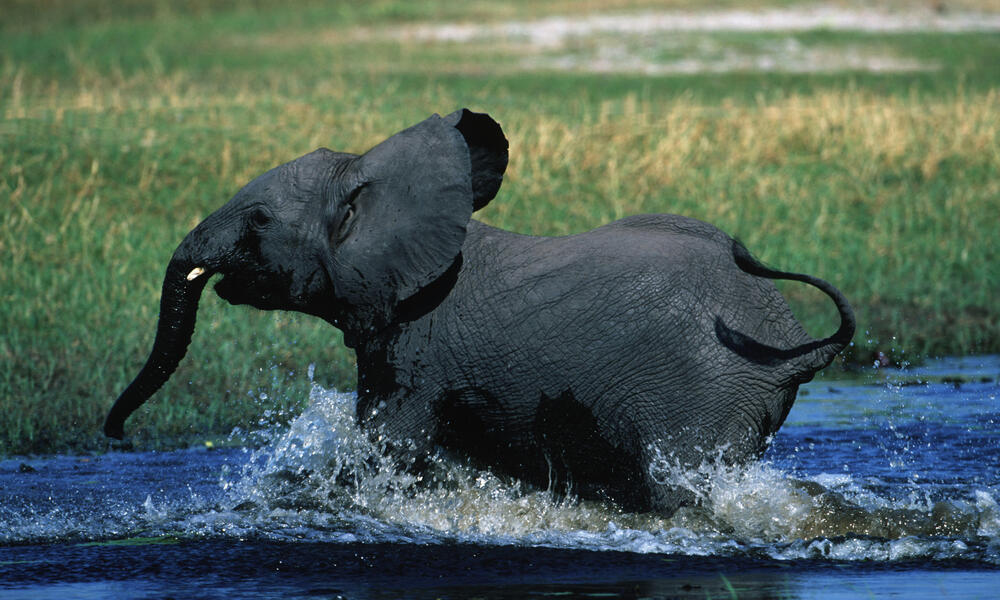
[288, 147, 358, 180]
[239, 149, 353, 200]
[222, 160, 322, 218]
[225, 164, 293, 209]
[277, 152, 337, 199]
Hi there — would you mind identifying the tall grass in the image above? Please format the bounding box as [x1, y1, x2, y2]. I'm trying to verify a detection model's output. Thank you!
[2, 1, 998, 454]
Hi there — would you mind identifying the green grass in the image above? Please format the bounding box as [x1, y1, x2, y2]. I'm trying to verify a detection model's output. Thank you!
[2, 1, 999, 454]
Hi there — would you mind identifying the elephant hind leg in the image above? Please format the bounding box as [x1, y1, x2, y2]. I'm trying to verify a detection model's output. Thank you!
[534, 390, 651, 510]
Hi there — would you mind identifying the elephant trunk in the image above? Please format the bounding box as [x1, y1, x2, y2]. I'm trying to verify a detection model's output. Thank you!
[103, 236, 219, 439]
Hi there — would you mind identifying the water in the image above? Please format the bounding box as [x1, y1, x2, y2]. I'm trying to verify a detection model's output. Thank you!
[2, 356, 999, 598]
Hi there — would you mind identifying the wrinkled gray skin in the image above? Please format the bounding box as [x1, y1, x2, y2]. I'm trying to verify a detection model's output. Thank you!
[105, 109, 855, 515]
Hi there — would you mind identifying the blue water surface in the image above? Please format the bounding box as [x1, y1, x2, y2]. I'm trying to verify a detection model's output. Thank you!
[1, 356, 998, 598]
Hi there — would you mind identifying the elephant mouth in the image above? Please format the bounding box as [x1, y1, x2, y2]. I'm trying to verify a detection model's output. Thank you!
[214, 272, 286, 311]
[212, 275, 240, 305]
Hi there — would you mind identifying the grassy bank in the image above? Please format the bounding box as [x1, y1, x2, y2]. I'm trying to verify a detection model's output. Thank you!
[2, 1, 998, 454]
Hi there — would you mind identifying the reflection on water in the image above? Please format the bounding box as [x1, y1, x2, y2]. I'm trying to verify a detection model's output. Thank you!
[1, 356, 999, 597]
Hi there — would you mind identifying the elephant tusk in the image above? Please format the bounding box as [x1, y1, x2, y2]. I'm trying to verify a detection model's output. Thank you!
[186, 267, 206, 281]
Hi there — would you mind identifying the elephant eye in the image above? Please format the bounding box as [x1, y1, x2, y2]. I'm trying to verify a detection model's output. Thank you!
[336, 201, 357, 242]
[249, 207, 271, 229]
[335, 183, 365, 242]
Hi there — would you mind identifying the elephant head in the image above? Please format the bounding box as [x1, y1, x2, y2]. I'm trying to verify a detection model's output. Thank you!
[104, 109, 508, 439]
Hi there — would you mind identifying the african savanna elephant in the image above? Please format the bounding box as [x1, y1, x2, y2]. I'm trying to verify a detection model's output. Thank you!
[104, 109, 855, 515]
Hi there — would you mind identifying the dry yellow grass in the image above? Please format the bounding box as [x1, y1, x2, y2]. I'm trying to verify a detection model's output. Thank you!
[494, 89, 1000, 231]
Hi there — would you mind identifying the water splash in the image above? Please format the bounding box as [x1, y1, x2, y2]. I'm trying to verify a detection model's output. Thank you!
[198, 383, 999, 562]
[216, 385, 672, 543]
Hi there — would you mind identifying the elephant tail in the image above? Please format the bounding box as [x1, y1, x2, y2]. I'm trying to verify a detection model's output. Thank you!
[718, 239, 856, 380]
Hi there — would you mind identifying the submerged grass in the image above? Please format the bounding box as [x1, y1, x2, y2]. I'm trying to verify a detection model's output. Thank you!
[2, 1, 999, 454]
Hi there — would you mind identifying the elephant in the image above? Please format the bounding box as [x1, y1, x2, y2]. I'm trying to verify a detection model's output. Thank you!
[104, 109, 855, 516]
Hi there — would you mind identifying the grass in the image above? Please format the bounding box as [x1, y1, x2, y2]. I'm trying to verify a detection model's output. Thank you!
[2, 1, 999, 455]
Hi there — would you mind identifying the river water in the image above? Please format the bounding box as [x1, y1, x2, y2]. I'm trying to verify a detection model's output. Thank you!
[2, 356, 999, 598]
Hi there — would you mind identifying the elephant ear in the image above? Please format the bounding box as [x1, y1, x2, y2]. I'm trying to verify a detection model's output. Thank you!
[442, 108, 508, 210]
[328, 109, 508, 315]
